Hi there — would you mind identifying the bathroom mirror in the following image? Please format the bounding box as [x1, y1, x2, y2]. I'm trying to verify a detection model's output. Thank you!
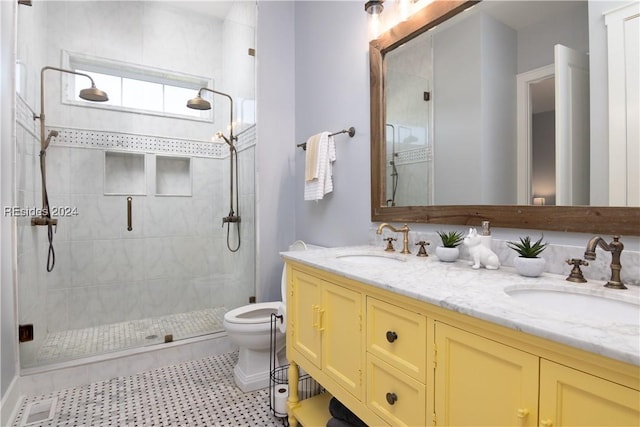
[370, 0, 640, 235]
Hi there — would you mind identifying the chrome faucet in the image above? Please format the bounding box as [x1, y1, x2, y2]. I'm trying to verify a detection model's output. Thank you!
[377, 223, 411, 254]
[584, 235, 626, 289]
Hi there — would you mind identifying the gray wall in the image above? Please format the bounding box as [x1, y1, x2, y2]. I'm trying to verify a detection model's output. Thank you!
[293, 1, 371, 247]
[256, 0, 372, 302]
[433, 12, 516, 204]
[255, 1, 297, 302]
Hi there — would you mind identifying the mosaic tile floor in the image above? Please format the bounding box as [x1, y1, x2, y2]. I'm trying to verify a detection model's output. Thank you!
[13, 352, 286, 427]
[37, 308, 227, 364]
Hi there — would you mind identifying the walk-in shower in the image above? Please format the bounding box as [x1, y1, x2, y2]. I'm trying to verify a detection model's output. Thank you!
[32, 66, 109, 272]
[15, 0, 257, 369]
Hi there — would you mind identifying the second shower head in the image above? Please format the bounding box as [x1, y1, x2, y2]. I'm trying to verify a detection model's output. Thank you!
[186, 95, 211, 110]
[79, 85, 109, 102]
[43, 130, 59, 150]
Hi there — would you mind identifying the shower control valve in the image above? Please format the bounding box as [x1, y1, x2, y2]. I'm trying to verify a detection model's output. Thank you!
[222, 215, 241, 226]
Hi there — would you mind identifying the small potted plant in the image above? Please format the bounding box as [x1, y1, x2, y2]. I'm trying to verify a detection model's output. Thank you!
[507, 235, 548, 277]
[436, 230, 465, 262]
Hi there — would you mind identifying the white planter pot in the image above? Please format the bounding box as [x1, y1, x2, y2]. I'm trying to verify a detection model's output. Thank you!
[436, 246, 459, 262]
[513, 256, 546, 277]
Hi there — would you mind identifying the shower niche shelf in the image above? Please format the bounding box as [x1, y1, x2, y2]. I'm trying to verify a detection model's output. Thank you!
[104, 151, 146, 195]
[155, 155, 192, 196]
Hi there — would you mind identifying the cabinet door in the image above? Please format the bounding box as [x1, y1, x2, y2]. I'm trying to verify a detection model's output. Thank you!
[290, 269, 323, 368]
[323, 283, 364, 399]
[539, 359, 640, 426]
[434, 322, 539, 426]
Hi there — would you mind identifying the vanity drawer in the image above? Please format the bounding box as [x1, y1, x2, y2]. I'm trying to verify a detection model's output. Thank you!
[367, 297, 427, 382]
[367, 354, 426, 427]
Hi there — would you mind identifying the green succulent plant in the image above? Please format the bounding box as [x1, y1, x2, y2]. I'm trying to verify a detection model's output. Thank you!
[437, 230, 465, 248]
[507, 235, 548, 258]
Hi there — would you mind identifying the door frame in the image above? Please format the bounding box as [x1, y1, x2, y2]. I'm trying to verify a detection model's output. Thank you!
[516, 64, 554, 205]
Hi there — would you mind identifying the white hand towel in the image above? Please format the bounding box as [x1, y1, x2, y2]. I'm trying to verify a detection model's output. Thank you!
[304, 132, 336, 201]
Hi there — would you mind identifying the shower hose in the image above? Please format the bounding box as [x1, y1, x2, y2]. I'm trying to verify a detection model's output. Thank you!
[40, 149, 55, 272]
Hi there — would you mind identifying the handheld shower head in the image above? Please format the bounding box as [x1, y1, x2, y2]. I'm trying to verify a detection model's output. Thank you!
[216, 132, 231, 146]
[43, 130, 59, 150]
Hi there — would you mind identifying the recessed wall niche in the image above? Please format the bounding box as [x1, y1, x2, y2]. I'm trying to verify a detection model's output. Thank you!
[104, 151, 146, 195]
[155, 155, 192, 196]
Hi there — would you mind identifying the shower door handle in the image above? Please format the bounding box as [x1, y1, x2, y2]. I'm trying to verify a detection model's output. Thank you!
[127, 197, 133, 231]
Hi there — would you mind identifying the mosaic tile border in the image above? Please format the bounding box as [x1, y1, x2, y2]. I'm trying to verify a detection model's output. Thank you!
[387, 146, 432, 166]
[17, 94, 256, 159]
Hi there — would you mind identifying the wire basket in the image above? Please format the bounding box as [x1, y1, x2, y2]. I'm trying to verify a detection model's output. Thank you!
[269, 313, 323, 421]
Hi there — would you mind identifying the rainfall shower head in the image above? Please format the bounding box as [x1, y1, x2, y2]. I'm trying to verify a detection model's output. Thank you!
[36, 66, 110, 151]
[79, 84, 109, 102]
[186, 95, 211, 110]
[186, 87, 236, 143]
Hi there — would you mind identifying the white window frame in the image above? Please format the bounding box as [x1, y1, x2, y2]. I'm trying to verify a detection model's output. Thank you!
[61, 51, 214, 122]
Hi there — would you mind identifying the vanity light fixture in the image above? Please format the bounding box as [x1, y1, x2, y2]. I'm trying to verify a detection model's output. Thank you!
[365, 0, 384, 15]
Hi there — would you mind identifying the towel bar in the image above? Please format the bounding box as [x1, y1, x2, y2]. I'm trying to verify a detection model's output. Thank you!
[297, 126, 356, 150]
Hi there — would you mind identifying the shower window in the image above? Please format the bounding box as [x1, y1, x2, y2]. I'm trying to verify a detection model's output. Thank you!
[63, 51, 213, 121]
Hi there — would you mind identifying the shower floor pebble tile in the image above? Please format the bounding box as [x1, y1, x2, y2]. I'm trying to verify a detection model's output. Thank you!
[36, 308, 227, 364]
[13, 352, 285, 427]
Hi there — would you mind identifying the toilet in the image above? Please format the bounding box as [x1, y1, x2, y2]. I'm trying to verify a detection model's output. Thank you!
[223, 241, 308, 392]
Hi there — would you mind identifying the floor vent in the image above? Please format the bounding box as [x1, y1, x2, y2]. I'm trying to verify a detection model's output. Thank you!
[21, 397, 57, 426]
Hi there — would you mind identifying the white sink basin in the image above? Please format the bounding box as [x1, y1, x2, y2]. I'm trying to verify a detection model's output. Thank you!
[505, 287, 640, 325]
[336, 253, 407, 266]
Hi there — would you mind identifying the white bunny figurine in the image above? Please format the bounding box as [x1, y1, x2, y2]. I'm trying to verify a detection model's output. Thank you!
[463, 228, 500, 270]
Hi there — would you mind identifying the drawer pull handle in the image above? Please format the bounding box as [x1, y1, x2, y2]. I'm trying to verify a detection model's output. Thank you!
[541, 420, 553, 427]
[386, 331, 398, 343]
[385, 392, 398, 405]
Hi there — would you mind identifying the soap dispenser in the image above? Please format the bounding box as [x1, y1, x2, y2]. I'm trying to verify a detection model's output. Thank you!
[480, 220, 492, 249]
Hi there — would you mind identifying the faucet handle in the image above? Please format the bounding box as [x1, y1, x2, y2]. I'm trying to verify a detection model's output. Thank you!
[383, 237, 397, 252]
[565, 258, 588, 283]
[415, 241, 430, 257]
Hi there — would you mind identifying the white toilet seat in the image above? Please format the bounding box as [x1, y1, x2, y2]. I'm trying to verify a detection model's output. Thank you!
[223, 301, 280, 325]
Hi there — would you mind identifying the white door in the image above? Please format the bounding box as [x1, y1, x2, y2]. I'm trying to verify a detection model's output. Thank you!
[554, 44, 590, 206]
[606, 2, 640, 206]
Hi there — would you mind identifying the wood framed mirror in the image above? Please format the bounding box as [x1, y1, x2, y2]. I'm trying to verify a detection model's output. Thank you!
[369, 0, 639, 235]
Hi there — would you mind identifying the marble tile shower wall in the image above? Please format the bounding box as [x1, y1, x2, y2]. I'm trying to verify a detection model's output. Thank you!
[16, 98, 256, 366]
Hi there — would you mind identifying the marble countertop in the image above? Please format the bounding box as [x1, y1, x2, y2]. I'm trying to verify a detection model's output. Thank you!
[281, 245, 640, 366]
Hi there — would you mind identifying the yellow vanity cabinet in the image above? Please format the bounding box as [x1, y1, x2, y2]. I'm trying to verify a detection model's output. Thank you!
[284, 260, 639, 427]
[539, 359, 640, 426]
[288, 266, 365, 407]
[432, 321, 539, 426]
[289, 267, 364, 399]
